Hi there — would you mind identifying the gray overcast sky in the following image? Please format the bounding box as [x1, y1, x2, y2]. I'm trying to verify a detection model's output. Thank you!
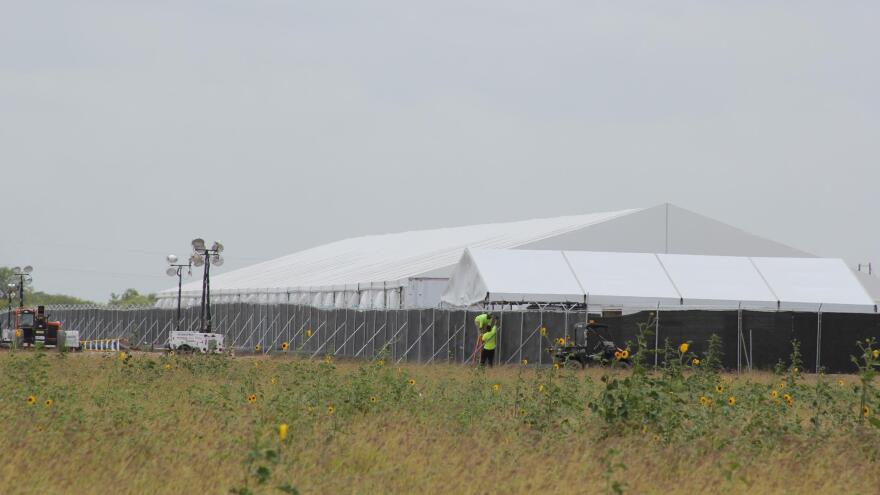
[1, 1, 877, 302]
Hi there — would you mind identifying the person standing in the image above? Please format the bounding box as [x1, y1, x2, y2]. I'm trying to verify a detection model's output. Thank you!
[479, 314, 498, 367]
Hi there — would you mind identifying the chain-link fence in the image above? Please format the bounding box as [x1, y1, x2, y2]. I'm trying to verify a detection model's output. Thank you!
[1, 304, 877, 373]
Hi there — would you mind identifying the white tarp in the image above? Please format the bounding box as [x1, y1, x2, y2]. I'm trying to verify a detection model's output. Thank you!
[563, 251, 680, 306]
[656, 254, 776, 307]
[441, 248, 877, 313]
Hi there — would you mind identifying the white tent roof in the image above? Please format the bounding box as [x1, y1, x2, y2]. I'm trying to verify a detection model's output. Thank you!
[162, 207, 640, 297]
[441, 248, 877, 313]
[157, 203, 815, 309]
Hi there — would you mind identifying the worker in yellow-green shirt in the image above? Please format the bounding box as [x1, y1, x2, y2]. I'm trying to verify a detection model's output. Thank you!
[477, 313, 498, 367]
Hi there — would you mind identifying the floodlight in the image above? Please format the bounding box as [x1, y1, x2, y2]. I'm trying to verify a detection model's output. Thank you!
[191, 238, 206, 251]
[191, 254, 205, 267]
[166, 267, 178, 277]
[213, 256, 224, 267]
[12, 267, 21, 275]
[167, 254, 178, 264]
[211, 241, 224, 253]
[23, 266, 33, 274]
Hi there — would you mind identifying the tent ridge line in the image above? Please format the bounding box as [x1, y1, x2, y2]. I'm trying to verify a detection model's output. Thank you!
[560, 251, 588, 297]
[748, 257, 781, 305]
[654, 253, 684, 304]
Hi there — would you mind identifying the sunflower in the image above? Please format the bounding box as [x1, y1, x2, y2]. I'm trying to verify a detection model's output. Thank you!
[679, 343, 689, 353]
[492, 384, 500, 393]
[247, 394, 257, 404]
[770, 390, 779, 399]
[327, 405, 335, 415]
[164, 363, 172, 370]
[553, 363, 560, 370]
[779, 382, 786, 389]
[44, 399, 53, 408]
[118, 352, 127, 362]
[254, 344, 261, 352]
[837, 378, 845, 387]
[278, 423, 288, 440]
[324, 355, 333, 364]
[692, 358, 700, 366]
[614, 351, 622, 360]
[281, 342, 289, 351]
[539, 327, 547, 336]
[873, 350, 879, 359]
[864, 406, 871, 418]
[727, 396, 736, 406]
[369, 396, 378, 404]
[538, 384, 545, 393]
[522, 359, 528, 365]
[408, 378, 416, 386]
[699, 396, 708, 406]
[26, 395, 36, 405]
[621, 349, 630, 360]
[556, 338, 565, 346]
[15, 329, 22, 338]
[715, 384, 724, 393]
[306, 329, 312, 338]
[377, 359, 385, 366]
[783, 394, 792, 406]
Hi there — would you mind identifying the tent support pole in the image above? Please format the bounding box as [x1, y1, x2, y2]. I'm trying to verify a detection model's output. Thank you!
[816, 304, 823, 373]
[654, 304, 660, 368]
[737, 305, 742, 374]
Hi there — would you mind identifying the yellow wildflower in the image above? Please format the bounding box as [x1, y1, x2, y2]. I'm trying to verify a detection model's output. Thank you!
[15, 329, 22, 337]
[377, 359, 385, 366]
[278, 423, 288, 440]
[783, 394, 792, 406]
[727, 396, 736, 406]
[281, 342, 289, 351]
[864, 406, 871, 418]
[324, 355, 332, 364]
[539, 327, 547, 336]
[770, 390, 779, 399]
[26, 395, 36, 405]
[44, 399, 53, 408]
[247, 394, 257, 404]
[779, 382, 786, 389]
[873, 350, 879, 359]
[369, 396, 378, 403]
[837, 378, 844, 387]
[254, 344, 261, 352]
[553, 363, 560, 370]
[118, 352, 127, 362]
[538, 384, 545, 393]
[164, 363, 172, 370]
[327, 405, 335, 415]
[306, 329, 312, 337]
[522, 359, 528, 365]
[270, 377, 277, 385]
[692, 358, 700, 366]
[679, 343, 689, 353]
[408, 378, 416, 386]
[492, 384, 500, 393]
[715, 384, 724, 393]
[699, 395, 708, 406]
[621, 349, 630, 360]
[614, 351, 622, 360]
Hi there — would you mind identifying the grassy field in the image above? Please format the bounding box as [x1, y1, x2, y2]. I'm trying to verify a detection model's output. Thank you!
[1, 341, 880, 494]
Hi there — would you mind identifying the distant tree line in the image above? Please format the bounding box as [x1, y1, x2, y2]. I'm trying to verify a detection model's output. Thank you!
[0, 266, 156, 307]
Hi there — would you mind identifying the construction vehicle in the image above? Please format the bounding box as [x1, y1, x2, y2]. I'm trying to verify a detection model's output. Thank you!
[547, 321, 630, 369]
[1, 305, 78, 349]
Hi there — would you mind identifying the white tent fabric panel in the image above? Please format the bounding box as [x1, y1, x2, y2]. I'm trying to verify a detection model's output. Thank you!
[441, 248, 876, 313]
[441, 249, 583, 306]
[752, 257, 876, 312]
[563, 251, 680, 306]
[656, 254, 776, 307]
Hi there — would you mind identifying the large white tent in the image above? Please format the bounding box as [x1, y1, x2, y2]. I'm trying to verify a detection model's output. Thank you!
[441, 248, 877, 314]
[157, 203, 817, 310]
